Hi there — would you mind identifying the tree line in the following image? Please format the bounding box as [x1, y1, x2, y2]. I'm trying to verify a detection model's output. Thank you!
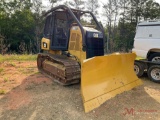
[0, 0, 160, 54]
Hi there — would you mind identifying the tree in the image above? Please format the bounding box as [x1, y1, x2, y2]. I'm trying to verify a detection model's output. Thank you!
[142, 0, 160, 20]
[49, 0, 62, 8]
[102, 0, 120, 52]
[86, 0, 100, 15]
[49, 0, 57, 8]
[67, 0, 85, 10]
[31, 0, 44, 53]
[102, 0, 160, 52]
[116, 0, 160, 52]
[0, 34, 10, 55]
[0, 0, 36, 54]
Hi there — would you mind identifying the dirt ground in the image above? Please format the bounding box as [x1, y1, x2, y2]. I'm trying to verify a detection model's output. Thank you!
[0, 61, 160, 120]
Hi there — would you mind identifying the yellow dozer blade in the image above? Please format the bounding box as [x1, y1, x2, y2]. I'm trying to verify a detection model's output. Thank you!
[81, 53, 142, 113]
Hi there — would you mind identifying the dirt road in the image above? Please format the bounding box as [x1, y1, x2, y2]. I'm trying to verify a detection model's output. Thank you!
[0, 61, 160, 120]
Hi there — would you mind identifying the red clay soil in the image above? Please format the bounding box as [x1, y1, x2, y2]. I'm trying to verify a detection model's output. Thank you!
[0, 61, 159, 120]
[0, 61, 52, 110]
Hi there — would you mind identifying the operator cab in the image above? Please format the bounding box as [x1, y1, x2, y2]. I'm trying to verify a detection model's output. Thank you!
[44, 11, 69, 50]
[42, 5, 105, 59]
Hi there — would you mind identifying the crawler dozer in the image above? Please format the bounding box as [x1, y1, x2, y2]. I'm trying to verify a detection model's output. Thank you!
[37, 5, 142, 112]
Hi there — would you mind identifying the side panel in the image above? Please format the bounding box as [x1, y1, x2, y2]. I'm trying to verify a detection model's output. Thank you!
[81, 53, 142, 112]
[68, 26, 86, 63]
[85, 31, 104, 58]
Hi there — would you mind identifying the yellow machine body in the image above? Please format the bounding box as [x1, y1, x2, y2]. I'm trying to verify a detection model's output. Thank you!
[39, 5, 143, 113]
[68, 26, 86, 63]
[41, 27, 142, 112]
[67, 27, 142, 112]
[40, 26, 142, 112]
[81, 53, 142, 112]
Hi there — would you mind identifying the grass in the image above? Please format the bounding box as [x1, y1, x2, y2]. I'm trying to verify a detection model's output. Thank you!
[18, 67, 37, 75]
[0, 90, 6, 95]
[18, 68, 27, 74]
[0, 54, 37, 63]
[34, 71, 40, 74]
[8, 62, 16, 67]
[0, 68, 4, 73]
[4, 77, 9, 82]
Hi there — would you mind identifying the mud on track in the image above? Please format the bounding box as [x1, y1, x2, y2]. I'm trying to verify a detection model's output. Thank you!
[0, 61, 160, 120]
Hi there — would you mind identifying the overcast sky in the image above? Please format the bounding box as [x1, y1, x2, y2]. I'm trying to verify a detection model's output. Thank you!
[42, 0, 160, 7]
[42, 0, 160, 26]
[42, 0, 111, 25]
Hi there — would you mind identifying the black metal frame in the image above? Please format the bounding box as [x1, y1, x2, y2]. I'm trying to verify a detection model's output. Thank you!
[43, 5, 105, 51]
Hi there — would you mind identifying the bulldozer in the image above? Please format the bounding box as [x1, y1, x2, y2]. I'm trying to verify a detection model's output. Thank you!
[37, 5, 142, 113]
